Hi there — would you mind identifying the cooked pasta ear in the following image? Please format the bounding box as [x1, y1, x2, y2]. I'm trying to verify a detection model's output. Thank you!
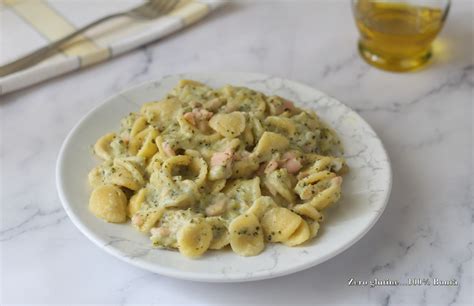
[295, 170, 342, 210]
[162, 155, 192, 177]
[282, 220, 311, 246]
[88, 165, 104, 188]
[253, 132, 289, 160]
[206, 179, 226, 194]
[206, 217, 230, 250]
[128, 126, 151, 155]
[247, 196, 277, 219]
[108, 158, 145, 191]
[89, 185, 127, 223]
[177, 79, 206, 88]
[140, 98, 182, 127]
[249, 117, 265, 142]
[161, 154, 208, 188]
[145, 152, 164, 175]
[261, 207, 302, 242]
[263, 169, 296, 204]
[298, 155, 345, 179]
[264, 116, 296, 135]
[307, 220, 320, 239]
[130, 116, 148, 137]
[307, 176, 343, 210]
[177, 220, 213, 257]
[128, 188, 147, 218]
[189, 155, 208, 188]
[241, 122, 255, 146]
[94, 133, 116, 160]
[136, 128, 159, 159]
[229, 213, 264, 256]
[295, 170, 336, 200]
[232, 158, 259, 178]
[292, 203, 323, 221]
[224, 177, 262, 205]
[209, 111, 246, 138]
[132, 207, 164, 233]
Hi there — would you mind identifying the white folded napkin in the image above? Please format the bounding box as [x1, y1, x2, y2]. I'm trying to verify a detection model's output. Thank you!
[0, 0, 224, 95]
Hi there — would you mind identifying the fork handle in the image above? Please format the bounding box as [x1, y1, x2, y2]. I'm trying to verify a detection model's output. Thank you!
[0, 12, 127, 77]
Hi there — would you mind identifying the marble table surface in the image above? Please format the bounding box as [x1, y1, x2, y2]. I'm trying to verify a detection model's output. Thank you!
[1, 1, 472, 305]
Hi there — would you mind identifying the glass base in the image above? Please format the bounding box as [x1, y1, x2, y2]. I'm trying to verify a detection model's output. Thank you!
[358, 41, 432, 72]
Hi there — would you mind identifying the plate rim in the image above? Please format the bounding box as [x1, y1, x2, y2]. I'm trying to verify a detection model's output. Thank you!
[56, 72, 392, 282]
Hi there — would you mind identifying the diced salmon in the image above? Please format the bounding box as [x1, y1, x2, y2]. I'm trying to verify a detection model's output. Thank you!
[184, 108, 213, 132]
[196, 121, 208, 133]
[150, 227, 170, 237]
[194, 108, 213, 120]
[162, 142, 175, 156]
[279, 152, 302, 174]
[282, 99, 295, 111]
[210, 148, 234, 167]
[274, 98, 295, 115]
[264, 160, 279, 174]
[283, 158, 302, 174]
[183, 112, 196, 126]
[332, 176, 343, 186]
[131, 214, 144, 226]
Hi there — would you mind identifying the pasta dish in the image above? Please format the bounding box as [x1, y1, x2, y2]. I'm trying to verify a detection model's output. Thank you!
[87, 80, 347, 257]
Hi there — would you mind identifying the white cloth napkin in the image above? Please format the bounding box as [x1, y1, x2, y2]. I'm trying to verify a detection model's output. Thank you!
[0, 0, 224, 95]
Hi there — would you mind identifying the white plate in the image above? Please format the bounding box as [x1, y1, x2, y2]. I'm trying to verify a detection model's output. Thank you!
[56, 73, 392, 282]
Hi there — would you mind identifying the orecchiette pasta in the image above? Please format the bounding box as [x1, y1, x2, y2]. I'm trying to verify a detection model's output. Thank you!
[264, 116, 296, 135]
[177, 219, 213, 257]
[261, 207, 303, 242]
[229, 213, 264, 256]
[87, 81, 347, 258]
[133, 206, 165, 233]
[206, 217, 230, 250]
[263, 168, 297, 204]
[108, 158, 144, 191]
[128, 188, 147, 217]
[93, 132, 117, 160]
[246, 196, 277, 219]
[89, 184, 127, 223]
[282, 219, 311, 247]
[209, 111, 246, 138]
[253, 131, 289, 160]
[292, 203, 323, 221]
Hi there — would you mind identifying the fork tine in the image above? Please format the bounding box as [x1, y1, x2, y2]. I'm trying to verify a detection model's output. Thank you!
[172, 0, 180, 12]
[155, 0, 169, 14]
[130, 0, 179, 19]
[155, 0, 168, 11]
[145, 0, 162, 12]
[147, 0, 159, 11]
[160, 0, 179, 15]
[169, 0, 180, 12]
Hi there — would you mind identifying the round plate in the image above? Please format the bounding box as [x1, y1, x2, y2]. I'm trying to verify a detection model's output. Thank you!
[56, 73, 392, 282]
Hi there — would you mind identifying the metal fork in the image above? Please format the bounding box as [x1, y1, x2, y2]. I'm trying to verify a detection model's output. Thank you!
[0, 0, 179, 77]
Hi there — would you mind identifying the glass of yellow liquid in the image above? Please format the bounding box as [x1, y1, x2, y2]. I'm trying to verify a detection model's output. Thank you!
[352, 0, 450, 72]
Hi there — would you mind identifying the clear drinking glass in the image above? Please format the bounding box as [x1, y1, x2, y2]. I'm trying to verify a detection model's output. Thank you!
[352, 0, 450, 72]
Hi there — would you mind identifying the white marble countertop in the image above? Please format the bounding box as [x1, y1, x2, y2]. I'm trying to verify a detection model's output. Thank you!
[1, 1, 472, 305]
